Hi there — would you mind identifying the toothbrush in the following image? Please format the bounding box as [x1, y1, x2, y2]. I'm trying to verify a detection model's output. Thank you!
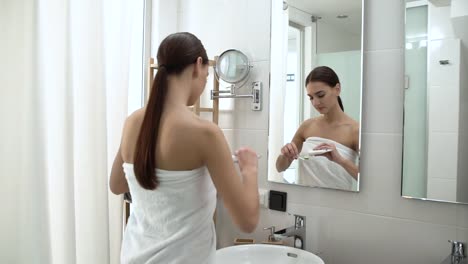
[298, 149, 332, 160]
[232, 154, 262, 163]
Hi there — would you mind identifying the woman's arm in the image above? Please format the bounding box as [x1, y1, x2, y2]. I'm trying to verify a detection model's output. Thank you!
[109, 117, 135, 195]
[315, 142, 359, 180]
[346, 122, 360, 179]
[199, 123, 259, 233]
[109, 147, 129, 194]
[275, 143, 296, 172]
[336, 156, 359, 180]
[275, 123, 306, 172]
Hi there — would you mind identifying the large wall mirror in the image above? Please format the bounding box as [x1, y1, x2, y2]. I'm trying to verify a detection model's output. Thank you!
[402, 0, 468, 204]
[268, 0, 364, 192]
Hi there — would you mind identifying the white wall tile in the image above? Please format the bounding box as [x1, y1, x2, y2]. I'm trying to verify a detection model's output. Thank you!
[216, 61, 271, 130]
[364, 0, 404, 51]
[451, 0, 468, 18]
[358, 133, 460, 226]
[327, 210, 457, 264]
[275, 203, 458, 264]
[428, 39, 460, 87]
[428, 5, 455, 41]
[177, 0, 270, 62]
[456, 204, 468, 229]
[427, 178, 457, 201]
[427, 132, 458, 180]
[456, 228, 468, 244]
[221, 129, 268, 180]
[245, 0, 271, 62]
[361, 50, 404, 134]
[428, 86, 460, 132]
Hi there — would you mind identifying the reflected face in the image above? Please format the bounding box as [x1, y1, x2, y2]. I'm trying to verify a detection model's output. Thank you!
[306, 81, 341, 114]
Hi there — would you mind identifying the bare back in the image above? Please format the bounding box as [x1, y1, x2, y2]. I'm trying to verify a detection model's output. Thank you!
[120, 107, 211, 170]
[114, 105, 260, 232]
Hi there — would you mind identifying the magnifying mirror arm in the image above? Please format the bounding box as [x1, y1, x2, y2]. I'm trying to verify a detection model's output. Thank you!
[211, 83, 254, 99]
[210, 82, 263, 111]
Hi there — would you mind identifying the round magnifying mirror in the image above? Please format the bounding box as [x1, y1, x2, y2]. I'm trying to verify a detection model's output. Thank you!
[215, 49, 250, 84]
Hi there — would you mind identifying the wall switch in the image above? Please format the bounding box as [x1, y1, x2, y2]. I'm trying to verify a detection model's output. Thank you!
[269, 190, 287, 212]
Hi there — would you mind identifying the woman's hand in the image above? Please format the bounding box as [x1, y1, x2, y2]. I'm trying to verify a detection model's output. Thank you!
[235, 147, 258, 176]
[280, 142, 299, 161]
[314, 143, 345, 165]
[314, 142, 359, 179]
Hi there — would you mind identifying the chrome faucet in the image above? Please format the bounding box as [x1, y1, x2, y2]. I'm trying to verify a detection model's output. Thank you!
[441, 241, 467, 264]
[263, 226, 281, 242]
[273, 214, 306, 249]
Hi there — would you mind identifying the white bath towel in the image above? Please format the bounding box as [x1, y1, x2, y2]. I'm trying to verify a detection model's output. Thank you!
[121, 163, 217, 264]
[297, 137, 359, 191]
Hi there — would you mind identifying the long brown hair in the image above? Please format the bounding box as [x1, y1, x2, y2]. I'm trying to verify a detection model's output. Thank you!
[134, 32, 208, 190]
[305, 66, 344, 111]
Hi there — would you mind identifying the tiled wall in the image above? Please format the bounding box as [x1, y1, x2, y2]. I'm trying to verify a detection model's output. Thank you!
[426, 4, 460, 201]
[156, 0, 468, 263]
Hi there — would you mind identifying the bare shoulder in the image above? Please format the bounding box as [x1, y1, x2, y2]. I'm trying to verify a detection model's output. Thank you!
[192, 117, 224, 142]
[349, 117, 359, 135]
[164, 113, 224, 146]
[304, 116, 320, 124]
[120, 108, 146, 161]
[342, 114, 359, 131]
[298, 117, 320, 134]
[288, 117, 318, 144]
[123, 108, 145, 136]
[127, 108, 145, 123]
[300, 117, 320, 129]
[349, 117, 360, 149]
[171, 116, 226, 162]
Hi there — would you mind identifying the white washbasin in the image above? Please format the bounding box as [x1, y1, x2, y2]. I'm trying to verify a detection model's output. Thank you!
[215, 244, 324, 264]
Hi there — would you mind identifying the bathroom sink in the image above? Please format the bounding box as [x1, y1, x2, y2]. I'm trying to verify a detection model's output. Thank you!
[215, 244, 324, 264]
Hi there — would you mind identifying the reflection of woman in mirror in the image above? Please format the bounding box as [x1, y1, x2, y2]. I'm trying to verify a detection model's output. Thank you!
[276, 66, 359, 190]
[109, 33, 259, 263]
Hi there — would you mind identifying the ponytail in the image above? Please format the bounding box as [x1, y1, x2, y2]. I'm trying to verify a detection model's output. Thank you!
[132, 32, 208, 190]
[133, 66, 168, 190]
[337, 96, 344, 111]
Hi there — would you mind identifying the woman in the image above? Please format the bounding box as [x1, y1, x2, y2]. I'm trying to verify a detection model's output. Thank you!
[276, 66, 359, 190]
[109, 32, 259, 263]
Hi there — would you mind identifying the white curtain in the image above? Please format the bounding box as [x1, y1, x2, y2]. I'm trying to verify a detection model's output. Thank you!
[0, 0, 140, 263]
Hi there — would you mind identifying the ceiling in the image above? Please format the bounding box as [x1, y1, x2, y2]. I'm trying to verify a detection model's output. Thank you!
[288, 0, 362, 35]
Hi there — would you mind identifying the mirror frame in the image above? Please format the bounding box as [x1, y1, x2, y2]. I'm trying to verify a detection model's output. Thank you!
[401, 0, 468, 205]
[214, 49, 251, 84]
[266, 0, 365, 192]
